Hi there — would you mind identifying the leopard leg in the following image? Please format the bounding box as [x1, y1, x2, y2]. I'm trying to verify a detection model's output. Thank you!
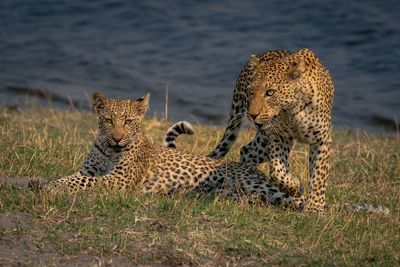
[46, 172, 98, 193]
[47, 164, 141, 193]
[303, 138, 332, 213]
[45, 139, 135, 193]
[45, 139, 112, 193]
[239, 132, 268, 166]
[211, 171, 292, 207]
[241, 131, 304, 198]
[265, 133, 304, 198]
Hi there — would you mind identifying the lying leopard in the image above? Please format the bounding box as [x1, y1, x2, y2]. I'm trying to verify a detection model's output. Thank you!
[45, 92, 388, 214]
[209, 48, 336, 213]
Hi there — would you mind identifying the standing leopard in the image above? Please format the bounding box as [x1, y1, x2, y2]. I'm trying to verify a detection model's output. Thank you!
[208, 48, 334, 213]
[44, 92, 388, 214]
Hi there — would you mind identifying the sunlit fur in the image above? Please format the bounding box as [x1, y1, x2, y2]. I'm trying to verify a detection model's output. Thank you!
[93, 92, 148, 148]
[209, 48, 337, 213]
[45, 92, 389, 215]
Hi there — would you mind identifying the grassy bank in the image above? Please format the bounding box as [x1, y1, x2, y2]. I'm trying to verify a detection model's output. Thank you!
[0, 106, 399, 266]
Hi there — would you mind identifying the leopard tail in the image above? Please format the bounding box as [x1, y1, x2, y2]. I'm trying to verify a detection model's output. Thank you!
[328, 203, 390, 215]
[282, 197, 390, 215]
[208, 87, 249, 158]
[163, 121, 194, 149]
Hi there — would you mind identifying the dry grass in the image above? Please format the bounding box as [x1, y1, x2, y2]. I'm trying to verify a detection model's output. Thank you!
[0, 106, 399, 266]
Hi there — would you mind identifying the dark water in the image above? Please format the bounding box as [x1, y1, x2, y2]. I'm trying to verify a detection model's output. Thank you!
[1, 0, 399, 132]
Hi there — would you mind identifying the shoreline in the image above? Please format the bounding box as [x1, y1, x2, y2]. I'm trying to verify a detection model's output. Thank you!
[1, 92, 399, 135]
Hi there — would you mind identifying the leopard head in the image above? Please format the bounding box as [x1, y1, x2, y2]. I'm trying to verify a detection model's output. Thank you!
[247, 48, 314, 125]
[92, 92, 150, 147]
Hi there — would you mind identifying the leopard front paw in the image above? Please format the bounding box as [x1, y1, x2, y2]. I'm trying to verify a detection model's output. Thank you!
[28, 179, 47, 191]
[303, 202, 325, 214]
[283, 195, 306, 211]
[289, 179, 304, 198]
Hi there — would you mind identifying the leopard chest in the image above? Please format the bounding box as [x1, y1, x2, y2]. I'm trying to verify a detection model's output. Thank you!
[277, 108, 327, 145]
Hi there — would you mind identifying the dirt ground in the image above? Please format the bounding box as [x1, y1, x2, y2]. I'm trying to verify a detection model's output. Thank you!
[0, 177, 139, 266]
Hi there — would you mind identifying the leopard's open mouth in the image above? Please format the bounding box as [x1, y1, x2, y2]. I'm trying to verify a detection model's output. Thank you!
[110, 144, 126, 152]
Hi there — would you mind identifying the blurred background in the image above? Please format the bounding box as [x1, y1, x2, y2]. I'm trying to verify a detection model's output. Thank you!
[0, 0, 399, 133]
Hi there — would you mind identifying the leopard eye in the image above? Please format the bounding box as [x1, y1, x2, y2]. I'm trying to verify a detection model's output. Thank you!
[125, 119, 133, 125]
[105, 118, 112, 123]
[265, 89, 276, 97]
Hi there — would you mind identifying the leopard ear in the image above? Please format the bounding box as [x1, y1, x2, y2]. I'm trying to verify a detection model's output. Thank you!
[92, 92, 107, 113]
[136, 93, 150, 118]
[248, 54, 260, 69]
[287, 58, 305, 80]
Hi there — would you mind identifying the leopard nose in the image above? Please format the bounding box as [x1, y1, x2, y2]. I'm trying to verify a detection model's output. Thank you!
[248, 113, 259, 121]
[112, 134, 123, 144]
[113, 136, 122, 143]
